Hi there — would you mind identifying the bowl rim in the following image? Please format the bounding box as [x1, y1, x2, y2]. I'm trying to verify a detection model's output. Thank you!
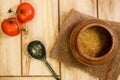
[70, 19, 119, 65]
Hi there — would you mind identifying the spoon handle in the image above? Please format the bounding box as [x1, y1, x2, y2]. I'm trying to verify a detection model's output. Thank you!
[44, 60, 60, 80]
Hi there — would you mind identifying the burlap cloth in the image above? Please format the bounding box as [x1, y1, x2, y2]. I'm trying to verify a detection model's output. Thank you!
[50, 9, 120, 80]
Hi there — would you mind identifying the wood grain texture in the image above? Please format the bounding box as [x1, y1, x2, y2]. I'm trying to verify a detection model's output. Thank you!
[0, 77, 54, 80]
[98, 0, 120, 21]
[0, 0, 21, 76]
[60, 0, 97, 29]
[21, 0, 59, 76]
[98, 0, 120, 80]
[60, 0, 98, 80]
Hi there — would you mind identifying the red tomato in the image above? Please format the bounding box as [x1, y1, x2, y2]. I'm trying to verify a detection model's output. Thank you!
[16, 2, 35, 22]
[1, 18, 23, 36]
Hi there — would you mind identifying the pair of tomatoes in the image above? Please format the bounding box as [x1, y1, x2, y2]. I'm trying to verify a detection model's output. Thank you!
[1, 2, 35, 36]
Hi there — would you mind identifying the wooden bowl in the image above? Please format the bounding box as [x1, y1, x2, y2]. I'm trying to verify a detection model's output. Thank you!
[70, 19, 118, 65]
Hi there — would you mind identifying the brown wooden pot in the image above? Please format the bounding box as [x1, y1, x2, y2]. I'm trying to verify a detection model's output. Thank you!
[70, 19, 119, 65]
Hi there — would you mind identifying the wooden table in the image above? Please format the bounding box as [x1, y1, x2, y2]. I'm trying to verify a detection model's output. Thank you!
[0, 0, 120, 80]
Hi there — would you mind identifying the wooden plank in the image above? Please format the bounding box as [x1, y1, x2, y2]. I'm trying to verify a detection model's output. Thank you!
[0, 0, 21, 76]
[21, 0, 59, 75]
[119, 76, 120, 80]
[60, 0, 97, 28]
[98, 0, 120, 80]
[98, 0, 120, 21]
[60, 0, 98, 80]
[0, 77, 54, 80]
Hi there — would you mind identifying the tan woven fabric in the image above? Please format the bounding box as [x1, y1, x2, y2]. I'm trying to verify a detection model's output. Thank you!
[50, 9, 120, 80]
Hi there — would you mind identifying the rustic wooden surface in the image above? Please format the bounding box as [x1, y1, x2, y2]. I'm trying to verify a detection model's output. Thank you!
[0, 0, 120, 80]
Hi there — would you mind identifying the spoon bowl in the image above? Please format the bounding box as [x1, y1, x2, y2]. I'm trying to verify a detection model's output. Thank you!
[27, 40, 46, 60]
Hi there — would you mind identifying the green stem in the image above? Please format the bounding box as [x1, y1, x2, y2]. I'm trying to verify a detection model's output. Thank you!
[8, 9, 26, 32]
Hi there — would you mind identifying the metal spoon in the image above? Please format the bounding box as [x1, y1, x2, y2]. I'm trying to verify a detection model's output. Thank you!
[27, 40, 60, 80]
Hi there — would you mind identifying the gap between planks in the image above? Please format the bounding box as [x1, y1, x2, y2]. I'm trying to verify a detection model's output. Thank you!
[58, 0, 62, 80]
[96, 0, 99, 18]
[0, 75, 60, 77]
[20, 0, 23, 76]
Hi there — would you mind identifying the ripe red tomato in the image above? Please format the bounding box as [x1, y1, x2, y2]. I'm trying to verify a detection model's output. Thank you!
[1, 18, 23, 36]
[16, 2, 35, 22]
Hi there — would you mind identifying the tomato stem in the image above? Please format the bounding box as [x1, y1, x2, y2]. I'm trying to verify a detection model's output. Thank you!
[22, 28, 26, 31]
[8, 8, 16, 15]
[20, 10, 24, 14]
[8, 8, 27, 32]
[9, 20, 13, 23]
